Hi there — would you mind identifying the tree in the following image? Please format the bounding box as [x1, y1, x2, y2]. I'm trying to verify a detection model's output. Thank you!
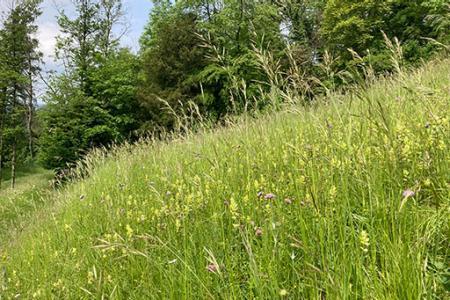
[321, 0, 448, 70]
[138, 0, 286, 127]
[98, 0, 127, 57]
[139, 6, 209, 131]
[39, 0, 139, 169]
[196, 0, 285, 114]
[275, 0, 325, 69]
[35, 0, 450, 171]
[276, 0, 325, 44]
[39, 83, 121, 169]
[321, 0, 391, 67]
[56, 0, 102, 95]
[0, 0, 42, 188]
[91, 49, 141, 137]
[0, 32, 7, 189]
[424, 1, 450, 45]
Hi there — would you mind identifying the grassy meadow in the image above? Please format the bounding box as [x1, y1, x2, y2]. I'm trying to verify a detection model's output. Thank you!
[0, 165, 54, 242]
[0, 59, 449, 299]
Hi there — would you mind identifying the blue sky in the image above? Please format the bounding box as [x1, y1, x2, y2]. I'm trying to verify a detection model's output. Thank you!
[37, 0, 153, 70]
[0, 0, 152, 102]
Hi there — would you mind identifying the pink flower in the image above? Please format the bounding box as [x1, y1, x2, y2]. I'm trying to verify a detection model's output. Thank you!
[255, 227, 263, 237]
[402, 189, 415, 198]
[206, 263, 219, 273]
[264, 193, 276, 200]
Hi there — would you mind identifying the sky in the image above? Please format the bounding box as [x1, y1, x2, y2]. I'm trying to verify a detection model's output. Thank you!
[0, 0, 153, 101]
[37, 0, 153, 71]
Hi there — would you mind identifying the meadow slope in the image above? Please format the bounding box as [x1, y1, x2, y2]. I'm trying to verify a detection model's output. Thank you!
[0, 166, 53, 242]
[1, 59, 449, 299]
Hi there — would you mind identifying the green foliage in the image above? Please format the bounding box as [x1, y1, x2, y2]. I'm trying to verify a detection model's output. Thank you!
[199, 0, 283, 55]
[0, 0, 42, 186]
[0, 165, 53, 240]
[321, 0, 448, 68]
[39, 0, 138, 169]
[277, 0, 325, 45]
[423, 1, 450, 44]
[138, 7, 208, 131]
[91, 49, 141, 136]
[2, 1, 450, 296]
[35, 0, 450, 170]
[56, 0, 101, 95]
[321, 0, 392, 66]
[1, 58, 449, 298]
[138, 0, 286, 128]
[39, 81, 121, 169]
[139, 0, 172, 50]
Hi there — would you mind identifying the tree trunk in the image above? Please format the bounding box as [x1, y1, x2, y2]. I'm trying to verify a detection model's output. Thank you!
[27, 59, 34, 159]
[0, 89, 4, 190]
[0, 130, 3, 190]
[0, 138, 3, 190]
[11, 84, 17, 189]
[11, 140, 16, 189]
[27, 94, 34, 159]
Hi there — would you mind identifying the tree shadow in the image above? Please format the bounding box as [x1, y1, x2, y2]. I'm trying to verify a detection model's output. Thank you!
[0, 164, 52, 190]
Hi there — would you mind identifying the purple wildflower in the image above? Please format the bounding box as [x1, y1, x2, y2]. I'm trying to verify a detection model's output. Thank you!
[264, 193, 276, 200]
[255, 227, 263, 237]
[402, 189, 415, 198]
[206, 263, 219, 273]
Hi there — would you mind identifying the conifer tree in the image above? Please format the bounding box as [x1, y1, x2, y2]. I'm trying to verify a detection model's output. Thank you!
[0, 0, 42, 188]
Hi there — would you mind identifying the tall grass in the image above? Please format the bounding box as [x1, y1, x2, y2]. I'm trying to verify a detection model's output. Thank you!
[0, 166, 54, 242]
[0, 56, 449, 299]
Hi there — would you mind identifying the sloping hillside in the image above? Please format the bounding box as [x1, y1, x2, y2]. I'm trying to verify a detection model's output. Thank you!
[1, 60, 449, 299]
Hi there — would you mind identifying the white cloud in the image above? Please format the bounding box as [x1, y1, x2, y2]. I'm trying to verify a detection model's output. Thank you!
[36, 20, 60, 66]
